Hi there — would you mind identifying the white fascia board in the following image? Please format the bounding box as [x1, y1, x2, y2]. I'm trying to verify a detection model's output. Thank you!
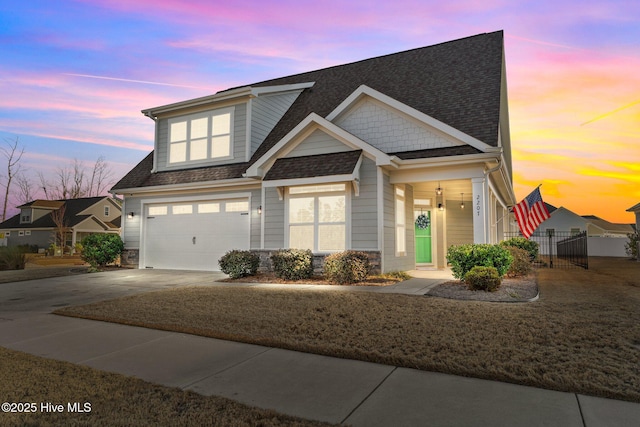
[327, 85, 496, 153]
[262, 174, 357, 188]
[244, 113, 392, 178]
[141, 86, 253, 117]
[391, 151, 500, 170]
[250, 82, 315, 96]
[111, 177, 260, 196]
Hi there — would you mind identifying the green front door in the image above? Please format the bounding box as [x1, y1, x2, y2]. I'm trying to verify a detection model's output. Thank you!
[415, 210, 432, 264]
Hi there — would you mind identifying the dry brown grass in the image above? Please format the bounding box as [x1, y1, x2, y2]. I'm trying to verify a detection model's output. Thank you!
[56, 257, 640, 403]
[0, 346, 334, 427]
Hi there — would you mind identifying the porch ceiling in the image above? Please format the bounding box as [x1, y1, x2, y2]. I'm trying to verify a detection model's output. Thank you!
[412, 180, 472, 202]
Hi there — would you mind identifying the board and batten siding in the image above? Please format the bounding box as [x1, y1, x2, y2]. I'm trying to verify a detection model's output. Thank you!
[251, 91, 303, 157]
[286, 129, 352, 158]
[263, 187, 285, 249]
[155, 103, 247, 171]
[445, 198, 473, 247]
[121, 188, 261, 251]
[351, 157, 378, 250]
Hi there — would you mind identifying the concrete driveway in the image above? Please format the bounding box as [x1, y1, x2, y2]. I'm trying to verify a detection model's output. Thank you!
[0, 269, 224, 319]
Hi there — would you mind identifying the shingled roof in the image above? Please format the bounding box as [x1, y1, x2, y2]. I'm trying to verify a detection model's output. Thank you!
[112, 31, 505, 191]
[264, 150, 362, 181]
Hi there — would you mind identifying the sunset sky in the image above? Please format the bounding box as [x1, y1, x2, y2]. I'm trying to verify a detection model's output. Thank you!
[1, 0, 638, 223]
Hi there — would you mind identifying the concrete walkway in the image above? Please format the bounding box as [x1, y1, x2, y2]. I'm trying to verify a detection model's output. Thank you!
[1, 269, 639, 426]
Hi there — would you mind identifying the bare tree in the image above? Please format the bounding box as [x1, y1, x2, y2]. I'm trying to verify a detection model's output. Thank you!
[86, 156, 113, 197]
[15, 172, 34, 205]
[50, 204, 68, 255]
[40, 156, 114, 200]
[1, 136, 25, 221]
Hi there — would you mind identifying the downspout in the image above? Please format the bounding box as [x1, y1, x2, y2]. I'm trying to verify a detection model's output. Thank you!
[143, 111, 159, 173]
[484, 156, 502, 243]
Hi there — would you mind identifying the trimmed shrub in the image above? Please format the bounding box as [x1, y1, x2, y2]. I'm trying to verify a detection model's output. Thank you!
[500, 237, 539, 262]
[81, 234, 124, 269]
[464, 266, 501, 292]
[218, 250, 260, 279]
[0, 247, 27, 271]
[324, 251, 371, 285]
[446, 244, 513, 280]
[505, 246, 533, 277]
[270, 249, 314, 280]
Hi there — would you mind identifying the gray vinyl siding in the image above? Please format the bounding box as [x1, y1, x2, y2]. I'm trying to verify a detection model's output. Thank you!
[155, 103, 247, 171]
[251, 91, 302, 156]
[4, 230, 51, 249]
[263, 187, 284, 249]
[286, 129, 351, 157]
[446, 198, 473, 247]
[383, 178, 415, 273]
[351, 158, 378, 250]
[122, 188, 261, 250]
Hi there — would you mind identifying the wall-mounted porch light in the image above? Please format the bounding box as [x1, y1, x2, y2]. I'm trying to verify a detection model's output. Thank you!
[438, 203, 444, 211]
[257, 205, 262, 215]
[128, 212, 135, 219]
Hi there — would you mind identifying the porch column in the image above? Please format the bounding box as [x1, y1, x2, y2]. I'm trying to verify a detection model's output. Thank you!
[471, 178, 486, 243]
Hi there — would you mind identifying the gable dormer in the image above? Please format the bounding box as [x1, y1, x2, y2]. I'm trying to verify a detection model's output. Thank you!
[143, 82, 314, 173]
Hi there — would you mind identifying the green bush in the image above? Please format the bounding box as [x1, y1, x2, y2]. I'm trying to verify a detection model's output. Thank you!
[446, 244, 513, 280]
[505, 246, 532, 277]
[500, 237, 539, 262]
[270, 249, 314, 280]
[464, 266, 501, 292]
[0, 247, 27, 271]
[81, 234, 124, 269]
[323, 251, 371, 285]
[625, 232, 639, 260]
[218, 250, 260, 279]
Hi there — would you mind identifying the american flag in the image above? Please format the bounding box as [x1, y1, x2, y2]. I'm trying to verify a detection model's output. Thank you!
[513, 187, 550, 239]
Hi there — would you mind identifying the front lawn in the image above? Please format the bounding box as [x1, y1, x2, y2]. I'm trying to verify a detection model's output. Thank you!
[56, 257, 640, 403]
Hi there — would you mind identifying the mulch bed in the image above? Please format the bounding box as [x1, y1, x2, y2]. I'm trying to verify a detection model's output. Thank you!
[427, 275, 539, 302]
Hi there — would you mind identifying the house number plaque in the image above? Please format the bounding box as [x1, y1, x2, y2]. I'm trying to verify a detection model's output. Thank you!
[476, 195, 481, 217]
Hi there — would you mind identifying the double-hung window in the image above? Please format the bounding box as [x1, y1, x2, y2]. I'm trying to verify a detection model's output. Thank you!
[168, 107, 233, 165]
[288, 184, 347, 252]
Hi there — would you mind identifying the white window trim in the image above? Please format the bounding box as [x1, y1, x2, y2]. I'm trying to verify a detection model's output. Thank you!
[166, 106, 235, 167]
[395, 184, 406, 256]
[285, 184, 351, 253]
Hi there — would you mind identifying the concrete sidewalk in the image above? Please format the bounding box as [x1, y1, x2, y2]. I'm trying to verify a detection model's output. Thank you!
[1, 270, 639, 426]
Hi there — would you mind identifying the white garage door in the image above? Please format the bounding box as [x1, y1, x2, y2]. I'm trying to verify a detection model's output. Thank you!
[143, 198, 250, 270]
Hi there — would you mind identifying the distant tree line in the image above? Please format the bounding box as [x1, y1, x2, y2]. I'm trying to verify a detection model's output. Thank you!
[1, 136, 115, 221]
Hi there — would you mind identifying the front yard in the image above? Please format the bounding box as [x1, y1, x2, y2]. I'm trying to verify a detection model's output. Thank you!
[55, 257, 640, 403]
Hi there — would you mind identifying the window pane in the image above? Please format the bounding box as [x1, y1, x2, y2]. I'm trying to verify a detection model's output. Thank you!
[172, 204, 193, 215]
[396, 225, 406, 253]
[290, 225, 314, 250]
[198, 203, 220, 213]
[211, 135, 230, 158]
[170, 121, 187, 142]
[396, 198, 405, 225]
[226, 201, 249, 212]
[319, 195, 345, 222]
[289, 184, 346, 194]
[170, 142, 186, 163]
[289, 197, 314, 223]
[318, 224, 345, 251]
[191, 117, 208, 139]
[212, 113, 231, 135]
[149, 206, 168, 216]
[191, 138, 207, 160]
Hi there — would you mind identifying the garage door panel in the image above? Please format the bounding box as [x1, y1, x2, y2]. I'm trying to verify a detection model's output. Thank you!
[143, 200, 249, 271]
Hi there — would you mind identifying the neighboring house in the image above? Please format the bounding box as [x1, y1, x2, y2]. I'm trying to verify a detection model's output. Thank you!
[533, 206, 634, 238]
[627, 202, 640, 231]
[111, 31, 517, 272]
[0, 196, 122, 251]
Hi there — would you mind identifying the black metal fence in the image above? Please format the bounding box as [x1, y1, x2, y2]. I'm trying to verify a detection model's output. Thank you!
[504, 231, 588, 270]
